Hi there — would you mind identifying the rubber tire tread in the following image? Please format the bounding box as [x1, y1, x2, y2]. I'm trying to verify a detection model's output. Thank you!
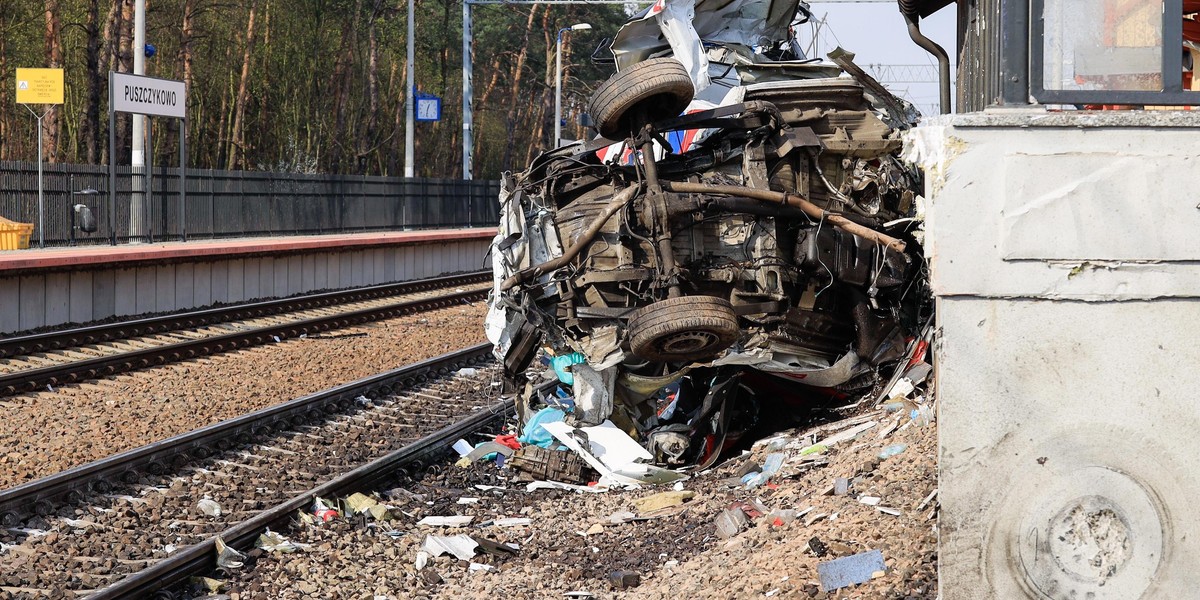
[627, 295, 739, 363]
[590, 58, 695, 140]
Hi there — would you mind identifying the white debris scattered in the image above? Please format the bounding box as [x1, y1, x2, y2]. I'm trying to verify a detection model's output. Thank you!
[196, 497, 222, 517]
[490, 517, 532, 527]
[452, 439, 474, 457]
[416, 515, 474, 527]
[422, 534, 478, 561]
[916, 488, 939, 511]
[61, 518, 99, 530]
[541, 420, 685, 486]
[214, 537, 246, 570]
[526, 480, 608, 493]
[256, 528, 309, 553]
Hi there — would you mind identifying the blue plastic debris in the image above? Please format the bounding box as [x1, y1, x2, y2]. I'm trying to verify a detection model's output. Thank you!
[878, 443, 908, 460]
[817, 549, 886, 591]
[744, 452, 786, 488]
[517, 407, 566, 448]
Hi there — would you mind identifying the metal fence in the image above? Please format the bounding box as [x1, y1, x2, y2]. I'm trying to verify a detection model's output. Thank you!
[0, 161, 501, 247]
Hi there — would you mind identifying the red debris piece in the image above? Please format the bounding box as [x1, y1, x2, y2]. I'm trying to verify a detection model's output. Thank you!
[494, 434, 521, 450]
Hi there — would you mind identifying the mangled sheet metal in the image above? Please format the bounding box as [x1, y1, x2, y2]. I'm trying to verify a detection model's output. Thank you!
[486, 0, 931, 471]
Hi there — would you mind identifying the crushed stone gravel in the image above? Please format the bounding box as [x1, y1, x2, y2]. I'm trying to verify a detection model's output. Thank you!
[215, 400, 937, 599]
[0, 303, 487, 487]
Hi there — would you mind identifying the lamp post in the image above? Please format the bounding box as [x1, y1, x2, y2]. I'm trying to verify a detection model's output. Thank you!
[555, 22, 591, 148]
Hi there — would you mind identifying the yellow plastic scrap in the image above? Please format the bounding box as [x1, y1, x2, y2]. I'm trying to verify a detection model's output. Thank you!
[345, 492, 379, 514]
[632, 490, 696, 514]
[189, 576, 226, 593]
[799, 444, 829, 456]
[367, 504, 394, 521]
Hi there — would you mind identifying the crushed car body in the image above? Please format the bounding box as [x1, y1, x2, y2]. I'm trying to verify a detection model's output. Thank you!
[486, 0, 931, 471]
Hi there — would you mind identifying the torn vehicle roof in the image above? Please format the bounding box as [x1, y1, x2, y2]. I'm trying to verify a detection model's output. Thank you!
[613, 0, 810, 69]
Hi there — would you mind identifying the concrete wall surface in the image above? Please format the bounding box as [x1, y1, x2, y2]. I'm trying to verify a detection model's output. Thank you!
[909, 111, 1200, 599]
[0, 239, 490, 334]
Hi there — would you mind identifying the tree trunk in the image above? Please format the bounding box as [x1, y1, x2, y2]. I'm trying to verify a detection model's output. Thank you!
[180, 0, 196, 89]
[525, 9, 554, 165]
[215, 38, 234, 168]
[501, 4, 539, 172]
[81, 0, 104, 163]
[390, 59, 406, 176]
[477, 53, 504, 109]
[42, 0, 63, 163]
[0, 14, 8, 161]
[385, 59, 399, 175]
[227, 0, 259, 170]
[328, 0, 361, 173]
[362, 0, 382, 171]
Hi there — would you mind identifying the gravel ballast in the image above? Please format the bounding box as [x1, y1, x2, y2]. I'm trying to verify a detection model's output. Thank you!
[0, 365, 502, 597]
[216, 398, 938, 599]
[0, 303, 487, 487]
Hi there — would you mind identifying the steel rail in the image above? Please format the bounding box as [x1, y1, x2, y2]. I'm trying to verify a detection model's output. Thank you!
[0, 342, 496, 526]
[0, 286, 490, 395]
[89, 397, 510, 599]
[0, 271, 489, 359]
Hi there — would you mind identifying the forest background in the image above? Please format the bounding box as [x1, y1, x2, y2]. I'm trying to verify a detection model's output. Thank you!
[0, 0, 633, 179]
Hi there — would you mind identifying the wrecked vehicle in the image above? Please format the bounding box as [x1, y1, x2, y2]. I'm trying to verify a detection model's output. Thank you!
[487, 0, 931, 470]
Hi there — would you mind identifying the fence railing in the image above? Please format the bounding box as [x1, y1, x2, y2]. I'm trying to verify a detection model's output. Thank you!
[0, 161, 501, 247]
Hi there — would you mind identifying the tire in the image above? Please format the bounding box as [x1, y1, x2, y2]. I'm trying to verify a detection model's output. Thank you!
[627, 295, 739, 363]
[589, 58, 695, 140]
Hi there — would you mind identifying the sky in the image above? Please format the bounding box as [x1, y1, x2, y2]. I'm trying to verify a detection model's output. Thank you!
[800, 1, 958, 115]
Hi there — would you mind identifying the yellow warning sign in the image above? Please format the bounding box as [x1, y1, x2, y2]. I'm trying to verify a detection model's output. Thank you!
[15, 68, 64, 105]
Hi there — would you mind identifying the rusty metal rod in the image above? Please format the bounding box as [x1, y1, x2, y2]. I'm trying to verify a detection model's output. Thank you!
[661, 181, 907, 253]
[500, 184, 642, 291]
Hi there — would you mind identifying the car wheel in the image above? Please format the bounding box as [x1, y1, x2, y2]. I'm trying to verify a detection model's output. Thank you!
[627, 295, 739, 362]
[589, 58, 694, 140]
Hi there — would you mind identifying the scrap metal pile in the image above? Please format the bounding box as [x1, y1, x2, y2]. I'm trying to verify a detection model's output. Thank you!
[487, 0, 931, 477]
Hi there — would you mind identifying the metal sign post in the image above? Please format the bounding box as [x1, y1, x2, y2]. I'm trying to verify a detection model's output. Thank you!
[15, 68, 64, 248]
[107, 72, 187, 245]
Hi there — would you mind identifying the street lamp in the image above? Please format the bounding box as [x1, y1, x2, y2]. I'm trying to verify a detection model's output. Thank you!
[555, 22, 591, 147]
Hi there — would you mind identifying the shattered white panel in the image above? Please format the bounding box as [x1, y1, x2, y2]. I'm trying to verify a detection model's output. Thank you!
[486, 180, 536, 359]
[572, 363, 617, 425]
[541, 420, 686, 486]
[655, 0, 710, 92]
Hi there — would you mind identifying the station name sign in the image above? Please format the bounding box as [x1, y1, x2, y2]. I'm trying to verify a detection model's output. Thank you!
[111, 72, 186, 119]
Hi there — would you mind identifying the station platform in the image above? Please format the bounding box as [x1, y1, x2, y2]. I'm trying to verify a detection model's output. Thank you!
[0, 229, 497, 334]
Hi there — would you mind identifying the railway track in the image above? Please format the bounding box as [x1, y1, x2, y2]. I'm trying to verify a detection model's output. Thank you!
[0, 271, 491, 396]
[0, 343, 509, 599]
